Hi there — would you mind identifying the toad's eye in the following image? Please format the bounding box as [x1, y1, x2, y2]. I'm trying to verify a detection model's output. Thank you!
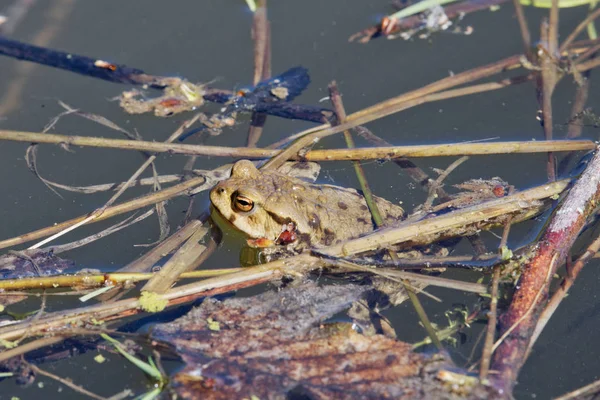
[233, 194, 254, 213]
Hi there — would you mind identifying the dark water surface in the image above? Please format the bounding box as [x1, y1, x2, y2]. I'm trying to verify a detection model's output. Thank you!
[0, 0, 599, 398]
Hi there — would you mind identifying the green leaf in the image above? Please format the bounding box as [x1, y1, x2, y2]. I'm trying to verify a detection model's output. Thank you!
[100, 334, 163, 381]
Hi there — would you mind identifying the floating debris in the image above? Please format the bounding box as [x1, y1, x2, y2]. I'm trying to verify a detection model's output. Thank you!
[152, 282, 491, 399]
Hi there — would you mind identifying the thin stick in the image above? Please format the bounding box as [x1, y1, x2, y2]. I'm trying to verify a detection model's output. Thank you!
[0, 130, 594, 159]
[0, 269, 243, 291]
[120, 218, 205, 273]
[575, 42, 600, 64]
[559, 7, 600, 53]
[512, 0, 532, 57]
[0, 336, 64, 363]
[480, 216, 513, 380]
[555, 377, 600, 400]
[141, 225, 209, 293]
[269, 74, 533, 150]
[423, 156, 469, 210]
[247, 0, 270, 148]
[539, 19, 558, 181]
[263, 55, 525, 170]
[575, 55, 600, 72]
[548, 0, 560, 56]
[28, 363, 108, 400]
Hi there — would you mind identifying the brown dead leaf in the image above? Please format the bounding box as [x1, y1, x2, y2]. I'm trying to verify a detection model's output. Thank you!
[152, 283, 493, 399]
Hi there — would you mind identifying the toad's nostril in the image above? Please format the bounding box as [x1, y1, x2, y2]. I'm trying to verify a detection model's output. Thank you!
[218, 188, 225, 194]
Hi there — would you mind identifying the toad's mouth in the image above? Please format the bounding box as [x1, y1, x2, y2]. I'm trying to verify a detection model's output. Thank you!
[247, 222, 298, 249]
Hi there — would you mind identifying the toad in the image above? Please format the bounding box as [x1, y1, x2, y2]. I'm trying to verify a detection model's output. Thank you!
[209, 160, 405, 249]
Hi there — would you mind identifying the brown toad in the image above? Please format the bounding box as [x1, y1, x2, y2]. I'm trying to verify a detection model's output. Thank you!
[209, 160, 405, 249]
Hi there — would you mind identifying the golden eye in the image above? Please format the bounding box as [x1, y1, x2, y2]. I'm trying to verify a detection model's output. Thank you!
[233, 194, 254, 213]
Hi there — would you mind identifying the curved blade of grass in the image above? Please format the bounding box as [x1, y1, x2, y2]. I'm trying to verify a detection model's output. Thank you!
[100, 333, 163, 382]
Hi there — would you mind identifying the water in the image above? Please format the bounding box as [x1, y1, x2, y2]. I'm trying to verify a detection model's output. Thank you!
[0, 0, 598, 398]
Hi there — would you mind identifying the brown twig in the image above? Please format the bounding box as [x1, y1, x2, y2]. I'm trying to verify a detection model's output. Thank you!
[247, 0, 270, 148]
[262, 55, 526, 170]
[27, 362, 109, 400]
[423, 156, 469, 210]
[269, 74, 533, 150]
[479, 214, 513, 381]
[538, 18, 559, 181]
[512, 0, 532, 57]
[559, 7, 600, 53]
[120, 218, 206, 273]
[491, 146, 600, 394]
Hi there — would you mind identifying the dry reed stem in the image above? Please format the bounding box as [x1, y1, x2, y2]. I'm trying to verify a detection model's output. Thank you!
[120, 218, 205, 273]
[268, 74, 533, 150]
[319, 179, 569, 257]
[575, 42, 600, 64]
[0, 268, 242, 291]
[263, 55, 525, 169]
[247, 0, 270, 148]
[36, 173, 198, 194]
[335, 262, 487, 294]
[141, 225, 209, 293]
[575, 55, 600, 72]
[0, 130, 593, 160]
[538, 17, 559, 181]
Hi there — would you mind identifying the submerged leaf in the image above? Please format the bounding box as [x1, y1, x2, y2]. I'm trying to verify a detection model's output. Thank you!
[153, 282, 491, 399]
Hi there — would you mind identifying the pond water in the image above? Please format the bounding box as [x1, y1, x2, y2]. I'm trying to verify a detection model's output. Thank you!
[0, 0, 598, 398]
